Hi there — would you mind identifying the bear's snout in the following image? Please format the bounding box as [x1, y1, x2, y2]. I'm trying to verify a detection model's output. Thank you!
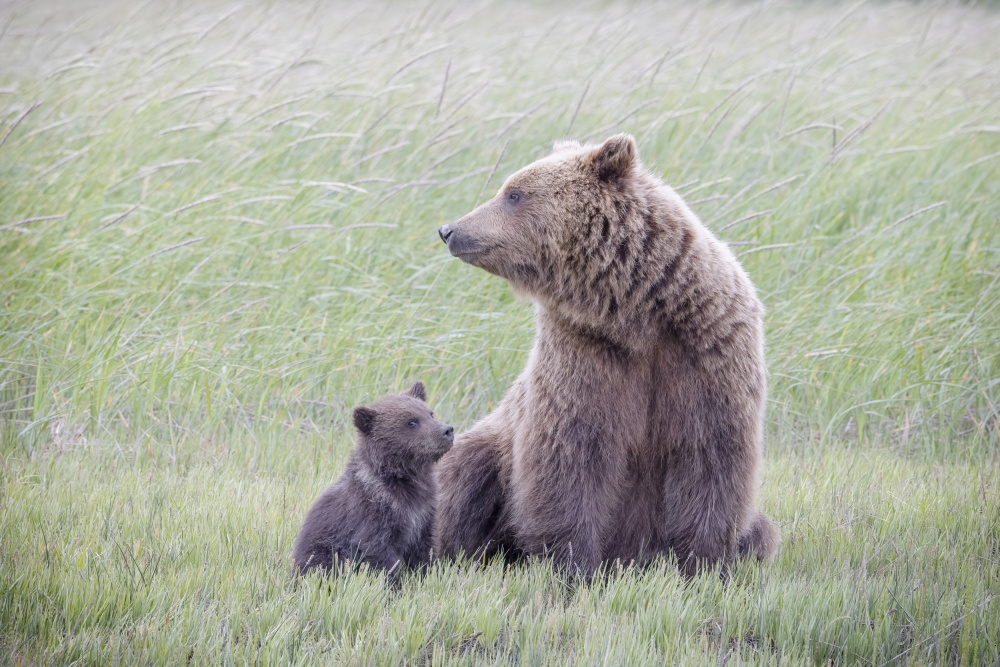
[434, 423, 455, 460]
[438, 222, 487, 260]
[438, 424, 454, 453]
[438, 223, 453, 244]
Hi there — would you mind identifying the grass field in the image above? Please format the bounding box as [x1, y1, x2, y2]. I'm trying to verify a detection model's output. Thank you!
[2, 0, 999, 664]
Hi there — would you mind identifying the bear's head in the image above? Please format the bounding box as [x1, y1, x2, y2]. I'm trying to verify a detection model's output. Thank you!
[352, 382, 454, 474]
[438, 134, 653, 322]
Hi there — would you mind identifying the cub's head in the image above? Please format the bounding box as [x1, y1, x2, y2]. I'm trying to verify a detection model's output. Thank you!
[438, 133, 640, 301]
[352, 382, 454, 471]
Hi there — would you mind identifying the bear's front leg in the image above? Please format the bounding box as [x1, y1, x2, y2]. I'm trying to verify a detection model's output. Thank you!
[512, 417, 624, 579]
[659, 429, 758, 577]
[433, 413, 517, 562]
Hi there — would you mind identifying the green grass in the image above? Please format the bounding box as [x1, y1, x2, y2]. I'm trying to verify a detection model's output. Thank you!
[1, 0, 998, 664]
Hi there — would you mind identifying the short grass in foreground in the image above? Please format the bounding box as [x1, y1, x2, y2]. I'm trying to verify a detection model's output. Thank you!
[3, 435, 999, 665]
[2, 1, 999, 664]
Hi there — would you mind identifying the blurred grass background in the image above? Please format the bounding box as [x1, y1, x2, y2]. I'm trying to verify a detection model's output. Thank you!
[1, 1, 998, 664]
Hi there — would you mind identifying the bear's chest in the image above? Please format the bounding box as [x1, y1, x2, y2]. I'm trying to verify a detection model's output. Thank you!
[514, 325, 651, 462]
[389, 503, 431, 551]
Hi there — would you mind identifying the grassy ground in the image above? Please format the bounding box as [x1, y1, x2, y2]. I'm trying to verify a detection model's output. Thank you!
[2, 0, 999, 664]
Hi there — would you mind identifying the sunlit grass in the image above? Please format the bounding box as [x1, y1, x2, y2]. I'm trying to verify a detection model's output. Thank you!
[2, 0, 999, 664]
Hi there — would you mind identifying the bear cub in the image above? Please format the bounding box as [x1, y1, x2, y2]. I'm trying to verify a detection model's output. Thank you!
[293, 382, 453, 577]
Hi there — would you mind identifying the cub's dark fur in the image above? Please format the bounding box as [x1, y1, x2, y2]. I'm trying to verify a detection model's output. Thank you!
[293, 382, 453, 577]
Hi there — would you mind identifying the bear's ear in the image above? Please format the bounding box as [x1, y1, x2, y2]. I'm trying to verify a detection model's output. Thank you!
[405, 381, 426, 402]
[353, 406, 377, 435]
[553, 139, 581, 154]
[588, 133, 636, 182]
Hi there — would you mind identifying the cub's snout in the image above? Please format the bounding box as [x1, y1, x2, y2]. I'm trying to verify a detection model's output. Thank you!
[435, 423, 454, 458]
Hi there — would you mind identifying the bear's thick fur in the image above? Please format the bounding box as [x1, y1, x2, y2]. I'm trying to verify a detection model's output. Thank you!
[293, 382, 454, 577]
[435, 135, 778, 576]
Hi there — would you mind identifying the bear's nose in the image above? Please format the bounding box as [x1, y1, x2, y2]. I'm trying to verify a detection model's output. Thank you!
[441, 425, 454, 440]
[438, 224, 453, 244]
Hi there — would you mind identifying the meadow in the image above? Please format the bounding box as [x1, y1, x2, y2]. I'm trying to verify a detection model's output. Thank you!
[1, 0, 999, 663]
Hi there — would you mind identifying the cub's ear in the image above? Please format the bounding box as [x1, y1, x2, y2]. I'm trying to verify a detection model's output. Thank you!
[352, 406, 377, 435]
[405, 381, 426, 402]
[589, 133, 636, 181]
[553, 139, 581, 154]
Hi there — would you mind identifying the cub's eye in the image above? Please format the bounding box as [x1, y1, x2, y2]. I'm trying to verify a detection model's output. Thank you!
[507, 191, 520, 203]
[407, 419, 418, 428]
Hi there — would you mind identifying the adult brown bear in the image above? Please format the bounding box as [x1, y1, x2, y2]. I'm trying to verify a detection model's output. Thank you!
[434, 134, 778, 577]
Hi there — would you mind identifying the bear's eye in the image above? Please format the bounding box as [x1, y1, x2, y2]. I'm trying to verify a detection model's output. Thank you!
[507, 190, 520, 203]
[407, 419, 418, 428]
